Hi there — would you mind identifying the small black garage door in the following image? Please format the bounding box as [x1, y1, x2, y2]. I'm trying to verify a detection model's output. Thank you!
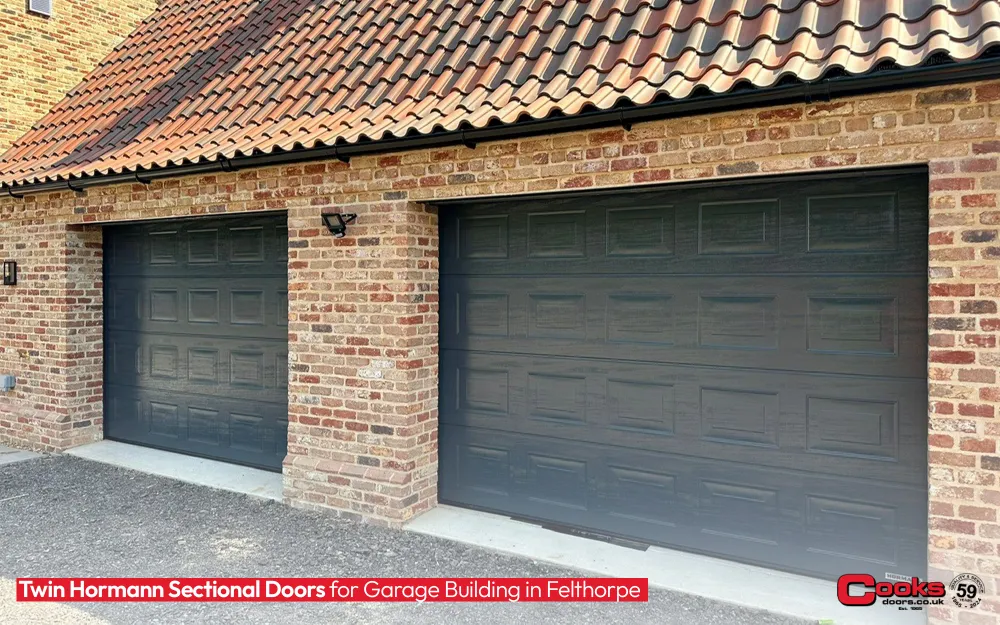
[439, 170, 928, 580]
[104, 214, 289, 471]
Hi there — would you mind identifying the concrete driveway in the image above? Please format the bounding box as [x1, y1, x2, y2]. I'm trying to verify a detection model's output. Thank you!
[0, 454, 811, 625]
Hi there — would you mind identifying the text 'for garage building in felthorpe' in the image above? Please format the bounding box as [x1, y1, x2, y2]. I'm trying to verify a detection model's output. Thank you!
[1, 1, 1000, 621]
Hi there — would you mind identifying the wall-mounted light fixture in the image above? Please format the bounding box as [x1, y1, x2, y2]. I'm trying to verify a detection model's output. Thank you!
[322, 212, 357, 239]
[2, 260, 16, 286]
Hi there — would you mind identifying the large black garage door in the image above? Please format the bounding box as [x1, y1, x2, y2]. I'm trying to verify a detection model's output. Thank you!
[439, 170, 928, 580]
[104, 214, 289, 471]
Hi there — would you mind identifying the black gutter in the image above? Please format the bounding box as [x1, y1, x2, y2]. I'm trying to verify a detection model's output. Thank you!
[4, 53, 1000, 197]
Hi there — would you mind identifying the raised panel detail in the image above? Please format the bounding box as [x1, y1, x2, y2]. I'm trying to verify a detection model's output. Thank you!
[528, 294, 586, 339]
[458, 368, 508, 416]
[277, 291, 288, 326]
[461, 293, 508, 337]
[149, 402, 179, 437]
[808, 193, 898, 252]
[608, 466, 677, 525]
[231, 352, 264, 387]
[113, 289, 140, 323]
[528, 373, 586, 423]
[276, 226, 289, 261]
[231, 290, 265, 325]
[149, 231, 178, 264]
[607, 294, 673, 345]
[807, 397, 898, 460]
[114, 398, 141, 427]
[112, 343, 141, 379]
[188, 229, 219, 263]
[808, 296, 897, 355]
[526, 454, 587, 509]
[701, 388, 779, 447]
[115, 236, 142, 265]
[701, 480, 779, 543]
[149, 346, 178, 379]
[230, 412, 263, 451]
[188, 349, 219, 382]
[276, 353, 288, 389]
[607, 206, 674, 256]
[607, 380, 674, 434]
[699, 200, 778, 254]
[230, 227, 265, 262]
[699, 296, 777, 349]
[458, 215, 508, 259]
[188, 407, 219, 445]
[149, 290, 179, 321]
[527, 211, 586, 258]
[457, 445, 510, 496]
[806, 496, 897, 564]
[188, 290, 219, 323]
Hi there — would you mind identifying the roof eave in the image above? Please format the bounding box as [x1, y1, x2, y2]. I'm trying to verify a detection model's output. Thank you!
[5, 54, 1000, 197]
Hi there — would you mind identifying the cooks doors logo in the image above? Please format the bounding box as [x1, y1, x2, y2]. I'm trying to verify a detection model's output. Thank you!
[836, 574, 950, 611]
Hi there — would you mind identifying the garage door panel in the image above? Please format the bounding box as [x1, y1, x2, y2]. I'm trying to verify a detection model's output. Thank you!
[441, 423, 924, 578]
[441, 349, 925, 485]
[440, 172, 927, 579]
[104, 215, 289, 471]
[441, 177, 926, 277]
[105, 216, 287, 278]
[106, 332, 286, 401]
[441, 275, 925, 379]
[104, 385, 287, 466]
[106, 277, 287, 340]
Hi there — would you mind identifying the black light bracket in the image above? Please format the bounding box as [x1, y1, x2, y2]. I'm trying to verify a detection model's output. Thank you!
[322, 212, 357, 238]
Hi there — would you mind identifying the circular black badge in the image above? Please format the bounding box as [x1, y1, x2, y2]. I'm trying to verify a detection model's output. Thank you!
[950, 573, 985, 609]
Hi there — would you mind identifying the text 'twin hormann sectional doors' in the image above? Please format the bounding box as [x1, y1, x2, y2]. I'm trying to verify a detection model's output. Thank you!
[439, 169, 929, 580]
[104, 214, 289, 471]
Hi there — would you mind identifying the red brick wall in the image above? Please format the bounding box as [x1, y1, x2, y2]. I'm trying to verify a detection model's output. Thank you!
[0, 222, 103, 450]
[1, 78, 999, 623]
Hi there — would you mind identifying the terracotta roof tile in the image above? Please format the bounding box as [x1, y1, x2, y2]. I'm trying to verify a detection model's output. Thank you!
[1, 0, 999, 186]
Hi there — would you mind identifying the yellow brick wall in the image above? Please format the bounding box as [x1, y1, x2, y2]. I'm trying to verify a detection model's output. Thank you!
[0, 0, 157, 153]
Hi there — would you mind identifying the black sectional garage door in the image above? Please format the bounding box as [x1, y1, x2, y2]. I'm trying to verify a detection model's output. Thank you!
[439, 171, 928, 580]
[104, 214, 289, 471]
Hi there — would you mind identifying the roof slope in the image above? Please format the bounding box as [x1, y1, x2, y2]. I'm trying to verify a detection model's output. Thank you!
[1, 0, 999, 187]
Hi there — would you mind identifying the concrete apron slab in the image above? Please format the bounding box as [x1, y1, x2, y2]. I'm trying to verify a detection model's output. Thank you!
[65, 441, 282, 502]
[405, 505, 924, 625]
[0, 445, 40, 466]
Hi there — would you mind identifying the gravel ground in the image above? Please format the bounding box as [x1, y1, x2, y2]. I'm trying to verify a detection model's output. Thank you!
[0, 455, 813, 625]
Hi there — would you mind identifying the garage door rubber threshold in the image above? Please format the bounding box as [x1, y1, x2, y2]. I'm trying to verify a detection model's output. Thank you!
[66, 441, 283, 502]
[405, 505, 923, 625]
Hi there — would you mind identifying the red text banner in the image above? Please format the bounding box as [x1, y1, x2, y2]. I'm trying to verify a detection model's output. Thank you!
[17, 578, 648, 603]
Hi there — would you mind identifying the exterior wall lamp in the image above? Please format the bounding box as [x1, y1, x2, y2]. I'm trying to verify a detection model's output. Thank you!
[322, 213, 357, 239]
[2, 260, 16, 285]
